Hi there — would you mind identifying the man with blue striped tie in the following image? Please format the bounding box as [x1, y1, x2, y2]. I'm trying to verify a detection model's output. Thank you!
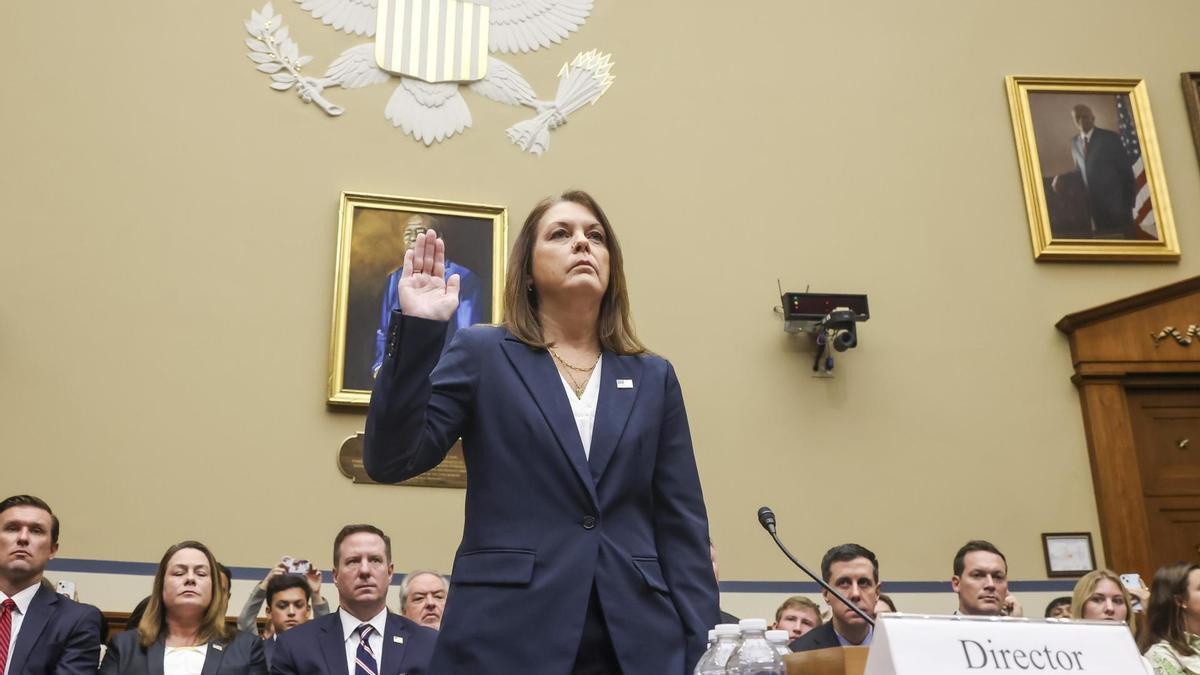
[270, 525, 437, 675]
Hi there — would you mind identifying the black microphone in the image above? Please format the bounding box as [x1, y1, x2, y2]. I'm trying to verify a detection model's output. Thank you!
[757, 506, 777, 534]
[757, 505, 875, 627]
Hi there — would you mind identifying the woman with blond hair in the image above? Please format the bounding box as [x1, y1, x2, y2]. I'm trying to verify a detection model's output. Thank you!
[100, 541, 265, 674]
[1141, 562, 1200, 675]
[1070, 569, 1140, 634]
[365, 190, 719, 674]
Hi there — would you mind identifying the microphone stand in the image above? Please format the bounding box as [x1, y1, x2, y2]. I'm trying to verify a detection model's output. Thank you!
[758, 507, 875, 627]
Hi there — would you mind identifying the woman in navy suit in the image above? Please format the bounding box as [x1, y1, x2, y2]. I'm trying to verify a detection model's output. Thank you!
[100, 541, 266, 674]
[364, 190, 719, 674]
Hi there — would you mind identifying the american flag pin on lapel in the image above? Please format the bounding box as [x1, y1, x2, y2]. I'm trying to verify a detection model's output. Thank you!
[616, 379, 633, 389]
[213, 644, 224, 651]
[393, 636, 405, 644]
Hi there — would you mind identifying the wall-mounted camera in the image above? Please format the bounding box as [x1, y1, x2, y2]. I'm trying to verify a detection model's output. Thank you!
[779, 291, 869, 376]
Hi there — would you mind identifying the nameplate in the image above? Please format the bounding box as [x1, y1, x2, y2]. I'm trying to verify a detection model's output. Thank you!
[864, 614, 1144, 675]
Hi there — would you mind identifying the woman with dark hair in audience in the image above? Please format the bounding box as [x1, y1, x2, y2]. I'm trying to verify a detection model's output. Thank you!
[100, 541, 266, 674]
[1071, 569, 1139, 634]
[1140, 562, 1200, 675]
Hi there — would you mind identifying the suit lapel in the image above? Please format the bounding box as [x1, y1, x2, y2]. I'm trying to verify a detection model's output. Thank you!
[381, 613, 408, 675]
[8, 584, 54, 675]
[320, 614, 352, 675]
[200, 640, 227, 675]
[148, 640, 166, 675]
[500, 337, 599, 508]
[587, 352, 642, 484]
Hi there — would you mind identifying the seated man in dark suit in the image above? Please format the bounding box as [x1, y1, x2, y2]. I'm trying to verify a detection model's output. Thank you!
[270, 524, 437, 675]
[260, 574, 316, 668]
[0, 494, 103, 674]
[788, 543, 880, 653]
[951, 539, 1023, 617]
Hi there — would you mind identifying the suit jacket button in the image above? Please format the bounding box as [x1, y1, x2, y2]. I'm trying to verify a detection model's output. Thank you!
[581, 516, 596, 529]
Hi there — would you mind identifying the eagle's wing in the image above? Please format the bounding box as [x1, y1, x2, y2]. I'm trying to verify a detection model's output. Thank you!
[488, 0, 593, 54]
[385, 79, 472, 145]
[323, 43, 392, 88]
[295, 0, 378, 37]
[467, 57, 536, 106]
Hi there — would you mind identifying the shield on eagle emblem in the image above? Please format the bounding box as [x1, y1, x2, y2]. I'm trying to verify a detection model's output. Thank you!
[374, 0, 490, 83]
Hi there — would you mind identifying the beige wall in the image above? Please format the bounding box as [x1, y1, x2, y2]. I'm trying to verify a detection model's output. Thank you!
[4, 1, 1199, 614]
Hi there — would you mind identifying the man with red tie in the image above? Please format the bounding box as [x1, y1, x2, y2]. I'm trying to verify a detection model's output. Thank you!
[0, 494, 102, 674]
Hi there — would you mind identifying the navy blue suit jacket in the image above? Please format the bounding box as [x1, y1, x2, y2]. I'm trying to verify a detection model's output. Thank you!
[268, 611, 436, 675]
[364, 316, 719, 674]
[788, 621, 840, 653]
[99, 629, 265, 674]
[7, 583, 101, 674]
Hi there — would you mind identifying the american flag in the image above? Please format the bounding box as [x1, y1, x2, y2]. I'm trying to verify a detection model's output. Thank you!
[1116, 95, 1156, 238]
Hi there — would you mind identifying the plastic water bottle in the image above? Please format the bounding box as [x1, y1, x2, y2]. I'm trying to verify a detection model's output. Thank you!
[725, 618, 784, 675]
[693, 623, 741, 674]
[764, 629, 792, 658]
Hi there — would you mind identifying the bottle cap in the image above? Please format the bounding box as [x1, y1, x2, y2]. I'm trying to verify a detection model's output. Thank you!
[765, 629, 790, 642]
[714, 623, 741, 636]
[738, 618, 768, 631]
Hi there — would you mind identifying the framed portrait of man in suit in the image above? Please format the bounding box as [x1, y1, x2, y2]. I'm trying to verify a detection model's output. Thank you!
[327, 191, 507, 406]
[1006, 76, 1179, 261]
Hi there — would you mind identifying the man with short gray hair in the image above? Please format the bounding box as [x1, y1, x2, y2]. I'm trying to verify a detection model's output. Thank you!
[398, 570, 448, 630]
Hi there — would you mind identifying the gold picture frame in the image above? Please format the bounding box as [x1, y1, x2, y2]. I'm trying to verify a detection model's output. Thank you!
[327, 191, 507, 406]
[1005, 76, 1179, 262]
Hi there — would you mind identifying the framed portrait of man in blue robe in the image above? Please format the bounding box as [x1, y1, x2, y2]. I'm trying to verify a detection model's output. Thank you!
[327, 192, 507, 406]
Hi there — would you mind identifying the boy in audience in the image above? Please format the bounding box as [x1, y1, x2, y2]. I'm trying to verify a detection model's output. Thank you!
[772, 595, 822, 640]
[789, 544, 880, 652]
[1044, 596, 1072, 618]
[237, 555, 330, 634]
[261, 574, 314, 667]
[951, 540, 1023, 616]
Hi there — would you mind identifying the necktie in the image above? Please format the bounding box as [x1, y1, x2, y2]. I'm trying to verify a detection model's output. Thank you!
[0, 599, 16, 675]
[1083, 135, 1089, 156]
[354, 624, 378, 675]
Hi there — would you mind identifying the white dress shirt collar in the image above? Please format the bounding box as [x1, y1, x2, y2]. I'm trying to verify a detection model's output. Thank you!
[0, 580, 41, 615]
[339, 606, 388, 642]
[339, 606, 388, 675]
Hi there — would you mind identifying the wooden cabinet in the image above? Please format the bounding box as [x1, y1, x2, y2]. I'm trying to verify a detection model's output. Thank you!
[1057, 276, 1200, 577]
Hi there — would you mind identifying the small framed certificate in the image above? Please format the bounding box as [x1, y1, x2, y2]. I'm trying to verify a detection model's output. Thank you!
[1041, 532, 1097, 577]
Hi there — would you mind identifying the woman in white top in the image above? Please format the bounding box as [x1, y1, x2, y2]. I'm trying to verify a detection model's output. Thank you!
[100, 540, 266, 675]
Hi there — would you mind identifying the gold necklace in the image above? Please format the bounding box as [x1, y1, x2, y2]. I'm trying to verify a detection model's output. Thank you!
[548, 347, 601, 373]
[548, 347, 600, 398]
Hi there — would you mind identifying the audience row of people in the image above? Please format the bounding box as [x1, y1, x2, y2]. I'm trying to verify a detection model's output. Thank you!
[3, 494, 1200, 674]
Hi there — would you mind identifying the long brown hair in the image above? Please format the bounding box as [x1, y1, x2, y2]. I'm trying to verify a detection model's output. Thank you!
[137, 540, 232, 648]
[1070, 569, 1138, 635]
[1139, 561, 1200, 655]
[502, 190, 646, 355]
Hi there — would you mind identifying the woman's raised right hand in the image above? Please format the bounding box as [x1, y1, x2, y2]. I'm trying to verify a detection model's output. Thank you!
[398, 229, 461, 322]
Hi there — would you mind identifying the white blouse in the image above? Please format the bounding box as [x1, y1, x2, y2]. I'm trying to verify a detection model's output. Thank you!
[163, 645, 206, 675]
[558, 355, 602, 459]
